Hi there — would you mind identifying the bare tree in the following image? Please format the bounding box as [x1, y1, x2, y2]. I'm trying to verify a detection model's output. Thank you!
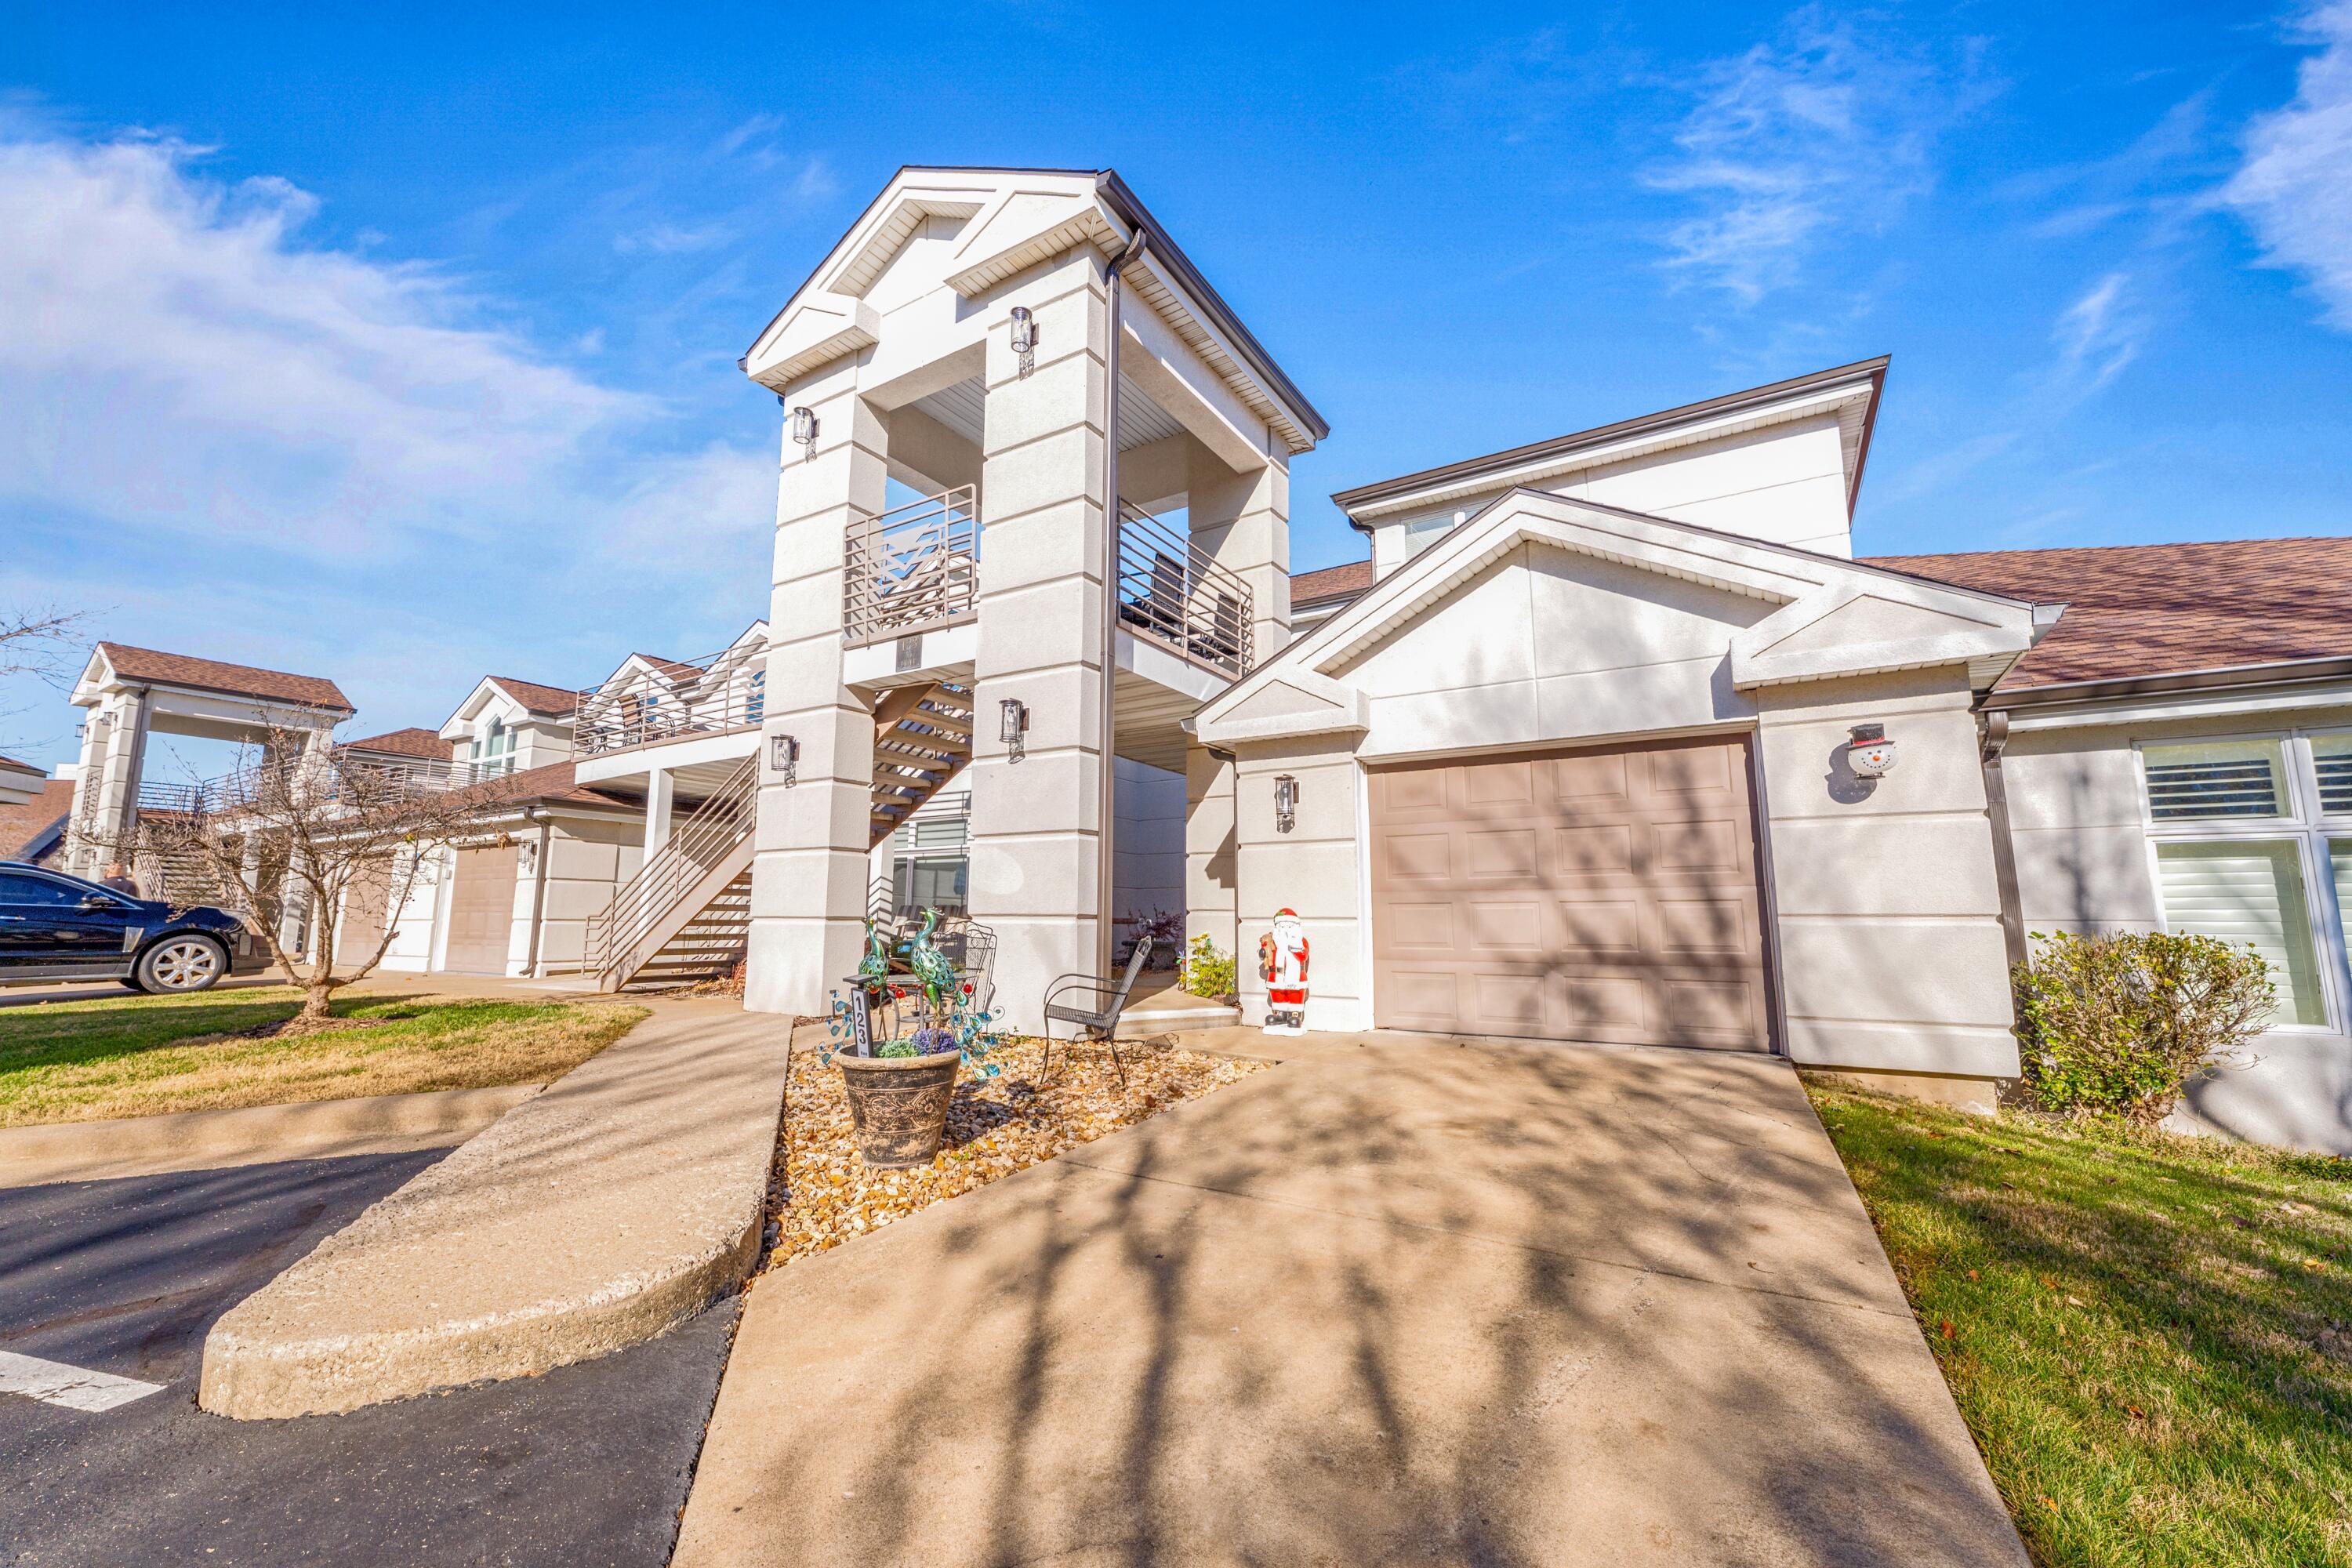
[0, 606, 91, 680]
[88, 723, 524, 1027]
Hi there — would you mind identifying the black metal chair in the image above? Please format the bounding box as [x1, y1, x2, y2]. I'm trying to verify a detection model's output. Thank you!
[1041, 941, 1155, 1089]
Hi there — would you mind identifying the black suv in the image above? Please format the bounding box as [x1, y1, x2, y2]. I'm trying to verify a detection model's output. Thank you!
[0, 862, 256, 993]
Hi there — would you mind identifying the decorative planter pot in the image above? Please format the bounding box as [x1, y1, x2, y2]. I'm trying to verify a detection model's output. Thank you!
[836, 1049, 962, 1169]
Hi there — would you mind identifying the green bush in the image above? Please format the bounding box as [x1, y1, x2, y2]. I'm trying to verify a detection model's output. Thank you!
[2014, 929, 2275, 1123]
[1178, 934, 1236, 1002]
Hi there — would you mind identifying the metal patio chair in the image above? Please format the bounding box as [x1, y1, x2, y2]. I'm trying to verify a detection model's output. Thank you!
[1041, 940, 1155, 1090]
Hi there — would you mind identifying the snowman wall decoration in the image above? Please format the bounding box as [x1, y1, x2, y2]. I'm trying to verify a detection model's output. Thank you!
[1260, 908, 1310, 1036]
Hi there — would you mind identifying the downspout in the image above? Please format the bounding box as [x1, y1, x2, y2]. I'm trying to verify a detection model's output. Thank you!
[1098, 227, 1149, 976]
[523, 807, 553, 978]
[1979, 710, 2028, 974]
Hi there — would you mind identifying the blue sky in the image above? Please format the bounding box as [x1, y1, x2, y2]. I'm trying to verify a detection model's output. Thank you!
[3, 2, 2347, 774]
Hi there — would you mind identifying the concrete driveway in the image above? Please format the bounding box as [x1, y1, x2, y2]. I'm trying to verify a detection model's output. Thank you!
[676, 1029, 2027, 1567]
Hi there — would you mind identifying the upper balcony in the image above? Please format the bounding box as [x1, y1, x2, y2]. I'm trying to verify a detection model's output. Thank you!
[1115, 503, 1253, 681]
[844, 485, 980, 650]
[573, 642, 769, 762]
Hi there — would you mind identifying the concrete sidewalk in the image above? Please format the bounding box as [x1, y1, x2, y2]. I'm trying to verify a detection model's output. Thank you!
[199, 998, 789, 1420]
[674, 1029, 2027, 1567]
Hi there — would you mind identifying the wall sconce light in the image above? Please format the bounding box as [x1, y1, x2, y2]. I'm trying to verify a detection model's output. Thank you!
[1846, 723, 1898, 779]
[769, 732, 800, 785]
[1273, 773, 1298, 833]
[1000, 697, 1029, 762]
[787, 405, 818, 447]
[1009, 305, 1036, 377]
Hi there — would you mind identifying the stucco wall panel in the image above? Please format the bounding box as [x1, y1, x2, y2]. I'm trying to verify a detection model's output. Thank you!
[1778, 919, 2014, 1028]
[1784, 1018, 2021, 1078]
[1767, 816, 2003, 917]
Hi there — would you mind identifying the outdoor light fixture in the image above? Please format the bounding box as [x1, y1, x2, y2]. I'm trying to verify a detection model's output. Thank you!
[769, 732, 800, 785]
[1847, 723, 1898, 779]
[788, 405, 818, 446]
[1000, 697, 1029, 762]
[1274, 773, 1299, 833]
[1009, 304, 1036, 376]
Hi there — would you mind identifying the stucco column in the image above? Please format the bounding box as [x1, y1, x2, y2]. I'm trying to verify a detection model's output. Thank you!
[1188, 445, 1290, 670]
[1184, 743, 1237, 974]
[967, 250, 1112, 1034]
[645, 767, 676, 855]
[89, 691, 151, 862]
[746, 359, 884, 1016]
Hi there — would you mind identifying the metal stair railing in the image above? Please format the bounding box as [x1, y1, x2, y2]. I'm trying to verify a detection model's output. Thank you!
[844, 485, 979, 647]
[585, 753, 760, 978]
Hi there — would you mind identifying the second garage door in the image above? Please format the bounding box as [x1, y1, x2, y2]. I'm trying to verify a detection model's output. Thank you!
[442, 844, 519, 975]
[1370, 735, 1771, 1051]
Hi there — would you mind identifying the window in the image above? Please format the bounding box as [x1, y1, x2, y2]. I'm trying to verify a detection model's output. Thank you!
[470, 717, 517, 779]
[2155, 842, 2325, 1025]
[2141, 739, 2288, 820]
[0, 873, 87, 906]
[1399, 510, 1467, 561]
[2141, 730, 2352, 1033]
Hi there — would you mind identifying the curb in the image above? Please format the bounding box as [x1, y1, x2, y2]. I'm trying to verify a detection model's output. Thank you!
[0, 1085, 543, 1189]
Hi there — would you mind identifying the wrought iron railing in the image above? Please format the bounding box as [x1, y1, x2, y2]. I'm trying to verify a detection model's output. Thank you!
[844, 485, 979, 648]
[1116, 503, 1254, 678]
[573, 642, 769, 759]
[584, 753, 760, 978]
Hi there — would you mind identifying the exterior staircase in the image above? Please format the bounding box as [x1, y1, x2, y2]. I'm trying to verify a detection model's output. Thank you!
[586, 753, 758, 992]
[869, 681, 973, 848]
[612, 871, 750, 992]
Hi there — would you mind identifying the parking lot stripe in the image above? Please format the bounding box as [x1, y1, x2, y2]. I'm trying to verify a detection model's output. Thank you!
[0, 1350, 166, 1412]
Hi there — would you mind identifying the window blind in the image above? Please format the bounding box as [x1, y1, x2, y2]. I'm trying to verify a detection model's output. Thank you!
[2157, 840, 2325, 1026]
[2315, 738, 2352, 816]
[2142, 742, 2285, 820]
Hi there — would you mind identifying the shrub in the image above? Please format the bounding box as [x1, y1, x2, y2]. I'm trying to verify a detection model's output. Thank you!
[2013, 929, 2275, 1123]
[1178, 934, 1236, 1002]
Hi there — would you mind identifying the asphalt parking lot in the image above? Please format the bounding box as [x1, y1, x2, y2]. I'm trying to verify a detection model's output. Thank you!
[2, 1152, 737, 1567]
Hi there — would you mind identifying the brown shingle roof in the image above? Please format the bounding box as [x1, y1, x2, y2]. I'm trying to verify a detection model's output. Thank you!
[1864, 537, 2352, 691]
[448, 760, 635, 812]
[0, 779, 76, 861]
[0, 753, 38, 774]
[1291, 558, 1374, 606]
[345, 727, 456, 760]
[96, 643, 353, 711]
[486, 677, 581, 717]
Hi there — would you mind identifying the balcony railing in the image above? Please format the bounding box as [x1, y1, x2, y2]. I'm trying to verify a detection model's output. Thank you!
[844, 485, 978, 648]
[1116, 503, 1254, 679]
[573, 642, 769, 759]
[135, 753, 501, 817]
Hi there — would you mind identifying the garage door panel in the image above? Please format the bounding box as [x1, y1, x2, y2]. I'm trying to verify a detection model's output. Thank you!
[1383, 831, 1455, 880]
[1472, 973, 1546, 1031]
[1465, 829, 1537, 879]
[1465, 899, 1545, 951]
[1549, 751, 1629, 804]
[1463, 759, 1537, 807]
[1657, 897, 1751, 954]
[1371, 735, 1769, 1051]
[1652, 818, 1742, 873]
[1385, 902, 1457, 953]
[1553, 823, 1635, 874]
[1555, 898, 1641, 954]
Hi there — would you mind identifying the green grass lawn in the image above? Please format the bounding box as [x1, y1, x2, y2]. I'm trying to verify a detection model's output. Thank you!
[1809, 1083, 2352, 1567]
[0, 986, 648, 1127]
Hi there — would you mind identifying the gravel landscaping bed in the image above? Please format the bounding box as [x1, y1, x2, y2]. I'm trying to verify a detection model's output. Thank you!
[759, 1035, 1269, 1272]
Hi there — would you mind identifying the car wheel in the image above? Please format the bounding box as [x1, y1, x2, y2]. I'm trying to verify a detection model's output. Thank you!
[136, 935, 228, 994]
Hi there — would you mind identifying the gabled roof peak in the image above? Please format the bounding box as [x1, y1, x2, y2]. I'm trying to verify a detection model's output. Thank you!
[1333, 357, 1889, 528]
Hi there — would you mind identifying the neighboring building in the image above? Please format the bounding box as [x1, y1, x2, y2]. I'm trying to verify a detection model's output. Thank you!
[436, 677, 582, 779]
[0, 759, 74, 867]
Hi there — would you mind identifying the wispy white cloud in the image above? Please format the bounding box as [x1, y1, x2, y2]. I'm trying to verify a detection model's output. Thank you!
[1646, 14, 1991, 303]
[2223, 2, 2352, 328]
[0, 120, 786, 757]
[2049, 271, 2145, 397]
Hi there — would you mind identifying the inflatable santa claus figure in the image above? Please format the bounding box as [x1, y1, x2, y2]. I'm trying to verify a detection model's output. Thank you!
[1259, 908, 1310, 1036]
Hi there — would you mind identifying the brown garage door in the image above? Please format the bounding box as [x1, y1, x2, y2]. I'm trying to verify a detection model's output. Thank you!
[1370, 735, 1770, 1050]
[336, 857, 396, 967]
[443, 844, 518, 975]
